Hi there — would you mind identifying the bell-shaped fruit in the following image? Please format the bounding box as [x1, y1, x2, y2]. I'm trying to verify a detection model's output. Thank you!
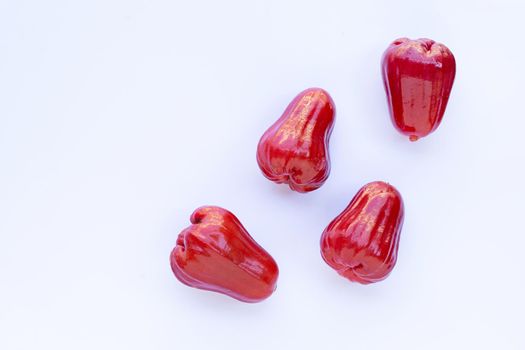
[382, 37, 456, 141]
[320, 181, 404, 284]
[170, 206, 279, 302]
[256, 88, 336, 192]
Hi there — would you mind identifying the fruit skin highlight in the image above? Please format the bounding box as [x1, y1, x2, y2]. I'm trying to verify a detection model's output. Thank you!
[170, 206, 279, 303]
[320, 181, 404, 284]
[382, 38, 456, 141]
[257, 88, 336, 193]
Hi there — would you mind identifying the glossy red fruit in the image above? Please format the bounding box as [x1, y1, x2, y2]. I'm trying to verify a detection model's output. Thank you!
[382, 38, 456, 141]
[256, 88, 336, 193]
[170, 206, 279, 303]
[320, 181, 404, 284]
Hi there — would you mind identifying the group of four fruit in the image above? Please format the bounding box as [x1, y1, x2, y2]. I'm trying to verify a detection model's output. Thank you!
[171, 38, 456, 302]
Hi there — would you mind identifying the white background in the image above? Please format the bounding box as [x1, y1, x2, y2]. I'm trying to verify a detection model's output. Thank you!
[1, 0, 524, 349]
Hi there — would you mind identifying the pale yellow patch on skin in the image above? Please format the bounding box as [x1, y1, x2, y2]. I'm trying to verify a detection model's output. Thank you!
[275, 93, 315, 145]
[353, 185, 395, 234]
[394, 40, 448, 59]
[194, 210, 226, 230]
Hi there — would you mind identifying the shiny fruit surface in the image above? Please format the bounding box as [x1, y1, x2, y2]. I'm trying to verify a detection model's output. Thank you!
[382, 38, 456, 141]
[257, 88, 335, 192]
[320, 181, 404, 284]
[171, 206, 279, 302]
